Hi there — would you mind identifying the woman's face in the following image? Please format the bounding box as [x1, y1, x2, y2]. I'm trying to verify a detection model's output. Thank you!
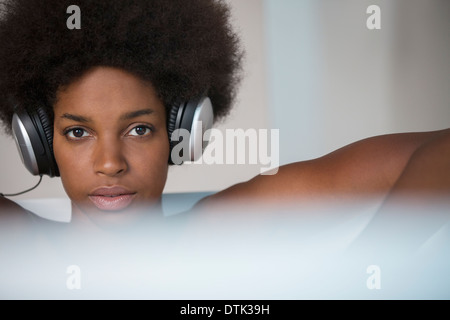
[53, 67, 169, 223]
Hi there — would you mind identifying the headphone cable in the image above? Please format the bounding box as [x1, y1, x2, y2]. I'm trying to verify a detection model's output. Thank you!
[0, 175, 43, 197]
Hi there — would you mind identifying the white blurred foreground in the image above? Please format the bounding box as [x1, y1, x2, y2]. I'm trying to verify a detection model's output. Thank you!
[0, 196, 449, 299]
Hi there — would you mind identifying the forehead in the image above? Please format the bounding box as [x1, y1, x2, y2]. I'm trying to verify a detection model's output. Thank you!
[53, 66, 165, 118]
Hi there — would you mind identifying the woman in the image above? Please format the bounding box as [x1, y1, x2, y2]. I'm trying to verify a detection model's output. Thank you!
[0, 0, 448, 228]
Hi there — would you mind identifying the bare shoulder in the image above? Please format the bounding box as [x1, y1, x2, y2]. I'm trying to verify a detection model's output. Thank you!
[388, 128, 450, 195]
[196, 129, 448, 208]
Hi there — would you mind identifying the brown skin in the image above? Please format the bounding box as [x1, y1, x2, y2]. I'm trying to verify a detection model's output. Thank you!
[0, 66, 449, 226]
[381, 128, 450, 202]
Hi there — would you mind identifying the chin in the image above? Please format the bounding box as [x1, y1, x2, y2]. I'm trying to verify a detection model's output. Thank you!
[71, 199, 163, 230]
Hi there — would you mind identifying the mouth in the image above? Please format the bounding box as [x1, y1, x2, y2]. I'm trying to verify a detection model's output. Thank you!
[88, 186, 137, 211]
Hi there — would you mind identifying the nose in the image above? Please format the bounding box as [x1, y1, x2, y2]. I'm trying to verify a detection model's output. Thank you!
[93, 137, 128, 177]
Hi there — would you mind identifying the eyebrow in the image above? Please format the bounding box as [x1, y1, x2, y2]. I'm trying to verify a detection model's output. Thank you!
[61, 113, 91, 123]
[60, 109, 155, 123]
[120, 108, 154, 120]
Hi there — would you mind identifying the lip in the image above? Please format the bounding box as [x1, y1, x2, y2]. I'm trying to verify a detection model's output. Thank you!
[88, 186, 136, 211]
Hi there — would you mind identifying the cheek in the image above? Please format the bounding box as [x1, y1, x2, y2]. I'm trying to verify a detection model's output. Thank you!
[53, 136, 92, 199]
[130, 139, 170, 190]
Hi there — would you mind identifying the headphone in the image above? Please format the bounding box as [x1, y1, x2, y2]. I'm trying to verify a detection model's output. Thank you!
[11, 97, 214, 177]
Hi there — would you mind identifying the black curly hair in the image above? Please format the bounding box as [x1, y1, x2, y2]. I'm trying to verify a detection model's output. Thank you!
[0, 0, 243, 135]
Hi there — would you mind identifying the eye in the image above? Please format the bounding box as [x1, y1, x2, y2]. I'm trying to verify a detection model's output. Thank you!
[65, 128, 90, 139]
[128, 125, 153, 137]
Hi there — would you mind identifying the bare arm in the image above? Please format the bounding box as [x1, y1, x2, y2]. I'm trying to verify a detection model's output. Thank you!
[197, 129, 448, 207]
[382, 128, 450, 199]
[350, 129, 450, 252]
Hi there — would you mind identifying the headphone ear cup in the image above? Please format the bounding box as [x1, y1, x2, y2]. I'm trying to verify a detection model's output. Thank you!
[167, 105, 179, 141]
[167, 104, 181, 164]
[35, 108, 59, 177]
[11, 107, 59, 177]
[167, 97, 214, 165]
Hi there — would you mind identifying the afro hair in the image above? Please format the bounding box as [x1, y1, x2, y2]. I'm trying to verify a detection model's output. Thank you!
[0, 0, 243, 135]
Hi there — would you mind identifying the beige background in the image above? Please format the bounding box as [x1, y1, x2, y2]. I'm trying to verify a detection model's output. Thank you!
[0, 0, 449, 200]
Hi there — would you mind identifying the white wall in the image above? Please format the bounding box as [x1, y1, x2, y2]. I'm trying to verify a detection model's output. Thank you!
[388, 0, 450, 132]
[264, 0, 449, 165]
